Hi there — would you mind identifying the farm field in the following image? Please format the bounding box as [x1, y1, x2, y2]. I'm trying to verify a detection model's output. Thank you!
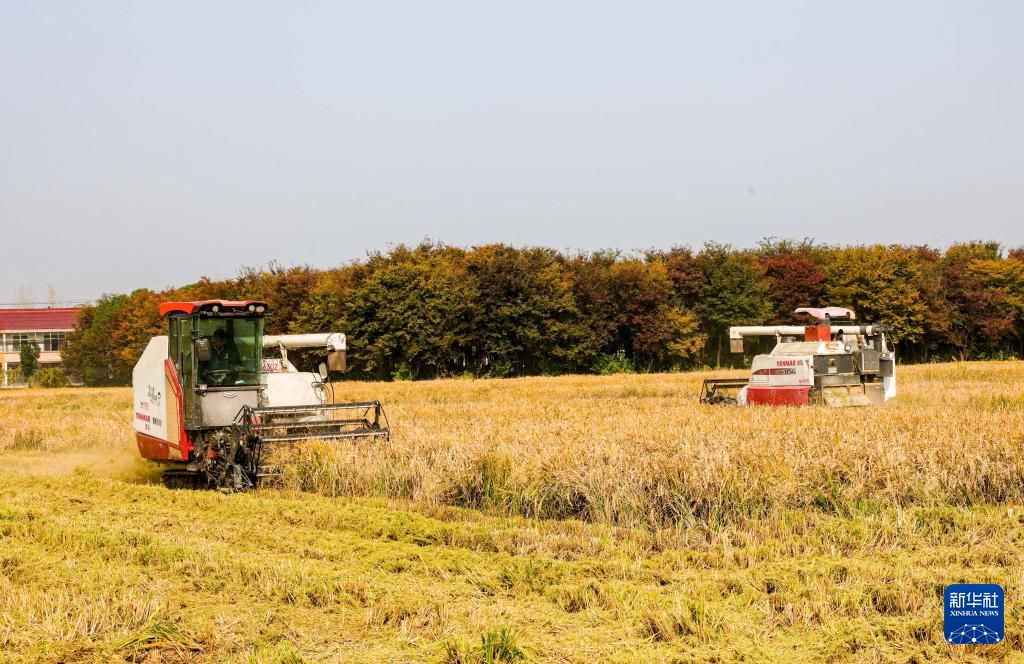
[1, 362, 1023, 662]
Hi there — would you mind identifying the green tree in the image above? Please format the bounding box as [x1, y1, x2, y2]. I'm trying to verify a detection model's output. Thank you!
[567, 252, 704, 371]
[650, 246, 704, 309]
[19, 339, 40, 383]
[821, 245, 929, 348]
[902, 245, 953, 362]
[755, 238, 825, 324]
[55, 240, 1024, 384]
[289, 265, 370, 343]
[966, 256, 1024, 355]
[346, 243, 479, 380]
[940, 242, 1015, 358]
[235, 262, 319, 334]
[465, 244, 587, 376]
[619, 259, 704, 370]
[61, 294, 131, 385]
[696, 243, 771, 366]
[563, 251, 622, 362]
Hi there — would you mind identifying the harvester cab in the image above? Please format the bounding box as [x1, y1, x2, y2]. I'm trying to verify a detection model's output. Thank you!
[131, 300, 389, 490]
[700, 307, 896, 407]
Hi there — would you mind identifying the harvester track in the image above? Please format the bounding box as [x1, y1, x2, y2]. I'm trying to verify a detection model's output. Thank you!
[160, 470, 209, 491]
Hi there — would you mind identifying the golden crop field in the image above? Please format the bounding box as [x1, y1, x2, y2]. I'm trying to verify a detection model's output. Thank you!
[1, 362, 1023, 662]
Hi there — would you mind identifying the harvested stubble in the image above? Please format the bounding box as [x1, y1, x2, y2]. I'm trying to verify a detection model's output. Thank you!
[2, 465, 1023, 661]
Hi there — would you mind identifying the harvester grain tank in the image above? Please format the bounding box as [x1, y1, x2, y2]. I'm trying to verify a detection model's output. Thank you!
[700, 307, 896, 407]
[131, 300, 389, 490]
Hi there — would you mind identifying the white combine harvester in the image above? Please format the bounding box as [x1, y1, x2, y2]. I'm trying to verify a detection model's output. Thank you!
[700, 307, 896, 407]
[131, 300, 388, 490]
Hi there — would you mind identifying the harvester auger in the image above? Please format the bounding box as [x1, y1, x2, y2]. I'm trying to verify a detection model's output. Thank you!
[131, 300, 389, 491]
[700, 307, 897, 407]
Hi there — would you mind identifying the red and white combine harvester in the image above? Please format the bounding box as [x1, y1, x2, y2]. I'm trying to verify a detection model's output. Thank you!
[700, 307, 896, 407]
[132, 300, 389, 490]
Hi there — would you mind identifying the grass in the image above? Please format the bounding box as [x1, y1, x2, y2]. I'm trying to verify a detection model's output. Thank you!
[444, 626, 525, 663]
[0, 362, 1022, 661]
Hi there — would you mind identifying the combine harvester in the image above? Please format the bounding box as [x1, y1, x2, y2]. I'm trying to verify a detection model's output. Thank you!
[131, 300, 389, 490]
[700, 307, 896, 407]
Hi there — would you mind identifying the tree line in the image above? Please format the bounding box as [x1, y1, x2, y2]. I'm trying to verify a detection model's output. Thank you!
[62, 239, 1024, 385]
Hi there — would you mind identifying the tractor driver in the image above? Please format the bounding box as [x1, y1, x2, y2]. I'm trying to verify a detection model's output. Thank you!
[200, 329, 242, 385]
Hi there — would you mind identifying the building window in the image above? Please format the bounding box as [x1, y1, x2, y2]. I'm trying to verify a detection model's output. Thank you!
[43, 332, 66, 352]
[7, 333, 29, 353]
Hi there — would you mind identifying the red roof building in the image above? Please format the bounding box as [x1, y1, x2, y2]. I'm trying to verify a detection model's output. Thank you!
[1, 308, 81, 387]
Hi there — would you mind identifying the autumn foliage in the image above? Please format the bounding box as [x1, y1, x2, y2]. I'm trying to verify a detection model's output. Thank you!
[62, 240, 1024, 384]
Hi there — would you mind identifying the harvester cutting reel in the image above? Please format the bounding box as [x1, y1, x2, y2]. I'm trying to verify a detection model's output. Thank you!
[699, 378, 748, 405]
[174, 401, 390, 492]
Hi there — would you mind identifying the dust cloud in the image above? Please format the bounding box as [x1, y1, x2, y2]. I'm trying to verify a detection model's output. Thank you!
[2, 445, 164, 484]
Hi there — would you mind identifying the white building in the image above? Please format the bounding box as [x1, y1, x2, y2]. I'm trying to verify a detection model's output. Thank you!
[0, 308, 80, 387]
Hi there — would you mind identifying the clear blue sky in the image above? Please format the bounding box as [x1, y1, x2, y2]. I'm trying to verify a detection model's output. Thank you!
[1, 1, 1022, 303]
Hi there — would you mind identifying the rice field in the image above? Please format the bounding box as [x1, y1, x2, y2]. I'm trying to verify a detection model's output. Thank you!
[1, 362, 1023, 662]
